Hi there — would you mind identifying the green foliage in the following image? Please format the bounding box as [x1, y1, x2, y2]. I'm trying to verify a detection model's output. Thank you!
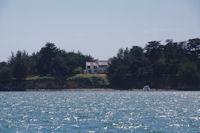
[0, 67, 12, 81]
[37, 43, 59, 75]
[1, 38, 200, 90]
[73, 67, 83, 74]
[26, 52, 39, 75]
[67, 74, 109, 88]
[51, 55, 70, 79]
[25, 76, 54, 80]
[145, 41, 163, 61]
[108, 38, 200, 89]
[9, 51, 28, 80]
[36, 43, 94, 79]
[107, 46, 150, 89]
[178, 62, 200, 86]
[0, 42, 94, 81]
[0, 62, 7, 70]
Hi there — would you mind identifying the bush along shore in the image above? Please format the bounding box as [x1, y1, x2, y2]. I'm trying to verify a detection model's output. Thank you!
[1, 38, 200, 91]
[0, 74, 110, 91]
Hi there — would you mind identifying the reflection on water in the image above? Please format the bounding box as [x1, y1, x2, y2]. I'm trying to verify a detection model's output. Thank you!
[0, 91, 199, 132]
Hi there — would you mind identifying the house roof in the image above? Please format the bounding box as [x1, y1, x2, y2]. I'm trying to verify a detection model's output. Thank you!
[86, 62, 98, 66]
[86, 60, 108, 66]
[98, 61, 108, 66]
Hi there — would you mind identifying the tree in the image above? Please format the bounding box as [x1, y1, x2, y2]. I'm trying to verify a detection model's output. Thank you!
[51, 55, 70, 79]
[37, 43, 58, 76]
[187, 38, 200, 61]
[107, 57, 131, 88]
[178, 61, 200, 87]
[145, 41, 163, 62]
[73, 67, 83, 74]
[0, 62, 7, 70]
[108, 38, 200, 89]
[0, 66, 12, 82]
[36, 43, 94, 78]
[9, 51, 28, 80]
[22, 52, 39, 76]
[107, 46, 150, 89]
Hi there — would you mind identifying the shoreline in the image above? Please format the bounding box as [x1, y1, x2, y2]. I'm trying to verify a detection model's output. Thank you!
[24, 88, 199, 91]
[26, 88, 115, 91]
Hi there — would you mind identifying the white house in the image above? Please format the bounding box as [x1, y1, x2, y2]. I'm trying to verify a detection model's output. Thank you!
[84, 60, 109, 74]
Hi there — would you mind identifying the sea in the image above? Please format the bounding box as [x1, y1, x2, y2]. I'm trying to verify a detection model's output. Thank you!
[0, 91, 199, 133]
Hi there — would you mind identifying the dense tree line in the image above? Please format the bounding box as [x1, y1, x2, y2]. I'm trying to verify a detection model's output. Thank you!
[1, 38, 200, 90]
[107, 38, 200, 90]
[0, 43, 93, 81]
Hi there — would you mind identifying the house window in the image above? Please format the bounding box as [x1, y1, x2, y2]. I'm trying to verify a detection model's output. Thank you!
[87, 66, 90, 69]
[99, 65, 107, 68]
[94, 66, 97, 69]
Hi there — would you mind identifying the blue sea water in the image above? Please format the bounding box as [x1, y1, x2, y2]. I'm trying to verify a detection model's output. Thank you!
[0, 91, 199, 133]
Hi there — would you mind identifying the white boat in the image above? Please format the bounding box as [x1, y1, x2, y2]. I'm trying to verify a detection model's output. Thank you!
[143, 85, 150, 91]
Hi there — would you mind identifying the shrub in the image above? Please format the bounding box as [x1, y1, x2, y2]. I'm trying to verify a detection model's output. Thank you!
[0, 67, 12, 81]
[67, 74, 109, 88]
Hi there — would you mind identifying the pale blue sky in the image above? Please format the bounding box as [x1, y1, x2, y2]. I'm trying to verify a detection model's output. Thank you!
[0, 0, 200, 61]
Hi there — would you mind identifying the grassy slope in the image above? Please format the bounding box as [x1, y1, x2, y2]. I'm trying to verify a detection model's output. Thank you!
[22, 74, 109, 89]
[73, 73, 107, 78]
[25, 76, 54, 80]
[67, 73, 109, 88]
[26, 74, 107, 80]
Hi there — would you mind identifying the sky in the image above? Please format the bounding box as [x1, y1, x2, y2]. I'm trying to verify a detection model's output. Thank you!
[0, 0, 200, 61]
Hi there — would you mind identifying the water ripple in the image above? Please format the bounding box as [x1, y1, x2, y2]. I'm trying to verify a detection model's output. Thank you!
[0, 91, 199, 132]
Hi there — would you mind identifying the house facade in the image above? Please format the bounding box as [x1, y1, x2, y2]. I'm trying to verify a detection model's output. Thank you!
[84, 60, 109, 74]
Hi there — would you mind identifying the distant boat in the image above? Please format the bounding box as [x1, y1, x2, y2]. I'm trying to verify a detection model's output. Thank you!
[143, 85, 150, 91]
